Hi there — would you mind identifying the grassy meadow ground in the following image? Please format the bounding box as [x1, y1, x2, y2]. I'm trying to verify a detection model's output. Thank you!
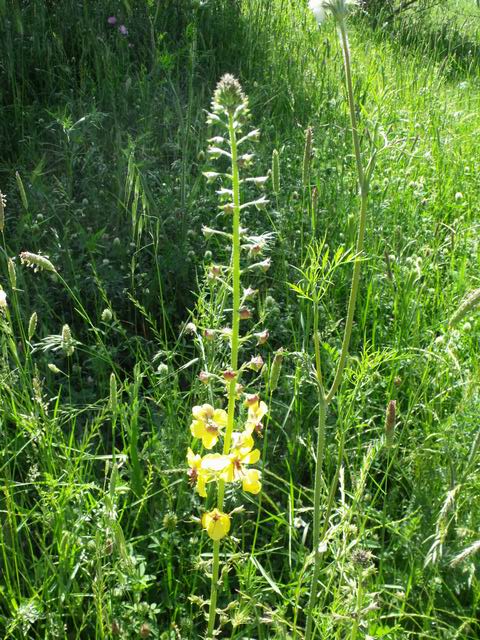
[0, 0, 479, 638]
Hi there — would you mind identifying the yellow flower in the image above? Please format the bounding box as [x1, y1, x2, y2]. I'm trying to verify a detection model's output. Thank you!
[187, 448, 208, 497]
[187, 450, 232, 497]
[190, 404, 228, 449]
[201, 509, 231, 541]
[245, 398, 268, 435]
[221, 432, 262, 493]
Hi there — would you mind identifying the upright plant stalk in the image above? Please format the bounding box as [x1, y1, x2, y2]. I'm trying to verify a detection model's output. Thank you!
[304, 6, 370, 639]
[206, 112, 242, 638]
[185, 75, 269, 639]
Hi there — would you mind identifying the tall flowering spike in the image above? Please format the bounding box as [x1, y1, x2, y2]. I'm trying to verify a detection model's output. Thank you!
[212, 73, 248, 115]
[189, 75, 271, 638]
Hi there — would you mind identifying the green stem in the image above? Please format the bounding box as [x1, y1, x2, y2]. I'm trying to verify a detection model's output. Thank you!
[304, 19, 369, 640]
[326, 22, 368, 405]
[206, 110, 242, 638]
[304, 388, 327, 640]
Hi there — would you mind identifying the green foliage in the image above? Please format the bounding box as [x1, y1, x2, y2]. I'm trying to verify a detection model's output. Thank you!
[0, 0, 479, 638]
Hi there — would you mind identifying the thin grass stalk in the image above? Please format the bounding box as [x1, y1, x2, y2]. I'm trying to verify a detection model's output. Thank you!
[206, 110, 242, 638]
[304, 14, 369, 640]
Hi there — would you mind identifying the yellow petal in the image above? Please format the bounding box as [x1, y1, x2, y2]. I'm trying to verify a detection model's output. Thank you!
[220, 458, 235, 483]
[190, 419, 207, 439]
[242, 448, 260, 465]
[213, 409, 228, 427]
[196, 475, 207, 498]
[187, 447, 200, 468]
[201, 453, 231, 473]
[193, 403, 214, 420]
[243, 469, 262, 494]
[202, 431, 218, 450]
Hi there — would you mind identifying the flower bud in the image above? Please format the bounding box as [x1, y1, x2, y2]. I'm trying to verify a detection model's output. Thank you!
[248, 355, 264, 372]
[212, 74, 247, 115]
[255, 329, 269, 345]
[199, 371, 210, 384]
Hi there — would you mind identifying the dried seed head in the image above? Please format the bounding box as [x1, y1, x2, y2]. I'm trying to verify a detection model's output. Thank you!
[248, 355, 264, 372]
[61, 324, 75, 356]
[199, 371, 210, 384]
[385, 399, 396, 448]
[139, 623, 151, 638]
[204, 329, 215, 341]
[303, 127, 313, 187]
[449, 288, 480, 327]
[239, 306, 252, 320]
[255, 329, 269, 345]
[212, 74, 247, 114]
[7, 258, 16, 288]
[272, 149, 280, 194]
[28, 312, 38, 340]
[109, 373, 117, 414]
[269, 347, 284, 392]
[351, 547, 373, 567]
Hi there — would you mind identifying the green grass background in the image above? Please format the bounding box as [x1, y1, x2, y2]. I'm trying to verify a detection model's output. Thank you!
[0, 0, 479, 638]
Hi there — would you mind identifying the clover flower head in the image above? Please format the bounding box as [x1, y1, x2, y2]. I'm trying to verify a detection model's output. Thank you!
[202, 509, 231, 541]
[118, 24, 128, 36]
[190, 404, 228, 449]
[107, 16, 117, 25]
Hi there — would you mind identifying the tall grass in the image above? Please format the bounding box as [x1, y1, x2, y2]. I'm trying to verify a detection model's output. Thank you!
[0, 0, 479, 638]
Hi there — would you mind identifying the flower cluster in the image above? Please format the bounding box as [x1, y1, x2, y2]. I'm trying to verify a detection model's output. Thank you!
[188, 396, 267, 517]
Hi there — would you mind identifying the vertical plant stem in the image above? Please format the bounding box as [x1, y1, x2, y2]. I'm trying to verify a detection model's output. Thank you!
[326, 22, 368, 404]
[304, 389, 327, 640]
[206, 110, 242, 638]
[305, 18, 369, 640]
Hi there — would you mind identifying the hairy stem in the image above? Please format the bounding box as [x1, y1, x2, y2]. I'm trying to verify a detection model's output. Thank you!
[206, 110, 241, 638]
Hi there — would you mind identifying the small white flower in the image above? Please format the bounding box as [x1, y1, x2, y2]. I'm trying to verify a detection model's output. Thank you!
[0, 289, 7, 311]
